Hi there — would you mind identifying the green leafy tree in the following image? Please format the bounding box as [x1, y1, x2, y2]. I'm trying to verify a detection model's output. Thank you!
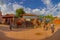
[39, 15, 44, 18]
[16, 8, 25, 18]
[45, 15, 54, 21]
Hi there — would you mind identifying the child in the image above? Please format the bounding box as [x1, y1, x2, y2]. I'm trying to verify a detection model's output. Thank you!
[50, 23, 55, 33]
[9, 20, 13, 31]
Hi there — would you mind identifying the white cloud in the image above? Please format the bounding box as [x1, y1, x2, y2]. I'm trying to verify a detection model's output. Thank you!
[0, 2, 14, 15]
[58, 3, 60, 7]
[41, 0, 53, 10]
[11, 2, 60, 18]
[41, 0, 60, 17]
[12, 3, 32, 14]
[12, 3, 46, 15]
[24, 8, 32, 13]
[0, 0, 60, 18]
[40, 8, 46, 14]
[41, 0, 51, 5]
[32, 9, 40, 15]
[12, 3, 33, 14]
[58, 2, 60, 9]
[13, 3, 24, 10]
[0, 0, 51, 15]
[54, 3, 60, 17]
[8, 2, 12, 5]
[20, 1, 24, 4]
[0, 4, 7, 15]
[45, 2, 60, 17]
[32, 8, 46, 15]
[32, 9, 40, 13]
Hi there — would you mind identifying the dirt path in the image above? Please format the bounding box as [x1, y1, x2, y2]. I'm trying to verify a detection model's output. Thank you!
[0, 24, 60, 40]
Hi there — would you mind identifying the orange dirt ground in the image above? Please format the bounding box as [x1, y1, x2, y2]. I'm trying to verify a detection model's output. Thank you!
[0, 24, 60, 40]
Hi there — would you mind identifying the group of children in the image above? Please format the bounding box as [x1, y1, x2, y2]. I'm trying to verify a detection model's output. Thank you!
[43, 22, 55, 33]
[8, 18, 55, 33]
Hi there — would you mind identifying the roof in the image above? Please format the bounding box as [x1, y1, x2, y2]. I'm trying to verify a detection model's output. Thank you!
[21, 14, 38, 19]
[20, 14, 38, 16]
[2, 14, 17, 18]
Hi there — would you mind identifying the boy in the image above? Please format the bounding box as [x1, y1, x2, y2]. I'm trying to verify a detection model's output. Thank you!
[50, 23, 55, 33]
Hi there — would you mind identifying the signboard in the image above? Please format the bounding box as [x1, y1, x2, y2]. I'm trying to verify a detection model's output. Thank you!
[26, 19, 31, 21]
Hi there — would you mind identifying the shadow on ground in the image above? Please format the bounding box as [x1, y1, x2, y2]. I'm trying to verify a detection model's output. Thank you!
[0, 25, 32, 40]
[0, 31, 20, 40]
[0, 25, 34, 32]
[41, 29, 60, 40]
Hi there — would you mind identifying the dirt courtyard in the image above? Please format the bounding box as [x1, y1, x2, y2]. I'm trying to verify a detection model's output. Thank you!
[0, 24, 60, 40]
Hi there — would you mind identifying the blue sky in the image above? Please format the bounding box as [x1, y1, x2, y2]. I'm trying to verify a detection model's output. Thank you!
[0, 0, 60, 17]
[2, 0, 60, 9]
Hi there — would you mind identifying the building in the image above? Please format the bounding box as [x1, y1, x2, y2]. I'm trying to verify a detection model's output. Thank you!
[0, 11, 39, 28]
[20, 14, 38, 21]
[0, 11, 3, 24]
[0, 11, 17, 24]
[2, 14, 17, 24]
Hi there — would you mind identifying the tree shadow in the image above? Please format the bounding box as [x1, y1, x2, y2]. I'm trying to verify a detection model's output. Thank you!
[0, 25, 34, 32]
[0, 31, 20, 40]
[0, 25, 33, 40]
[41, 29, 60, 40]
[0, 26, 10, 32]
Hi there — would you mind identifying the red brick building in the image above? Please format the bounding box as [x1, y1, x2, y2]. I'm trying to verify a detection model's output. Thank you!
[0, 11, 3, 23]
[2, 14, 17, 24]
[0, 11, 16, 24]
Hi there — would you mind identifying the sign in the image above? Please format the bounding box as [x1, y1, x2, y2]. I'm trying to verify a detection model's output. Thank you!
[26, 19, 31, 21]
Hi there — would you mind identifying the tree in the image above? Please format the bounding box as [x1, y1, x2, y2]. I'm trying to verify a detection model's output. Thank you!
[16, 8, 25, 18]
[45, 15, 54, 22]
[39, 15, 44, 18]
